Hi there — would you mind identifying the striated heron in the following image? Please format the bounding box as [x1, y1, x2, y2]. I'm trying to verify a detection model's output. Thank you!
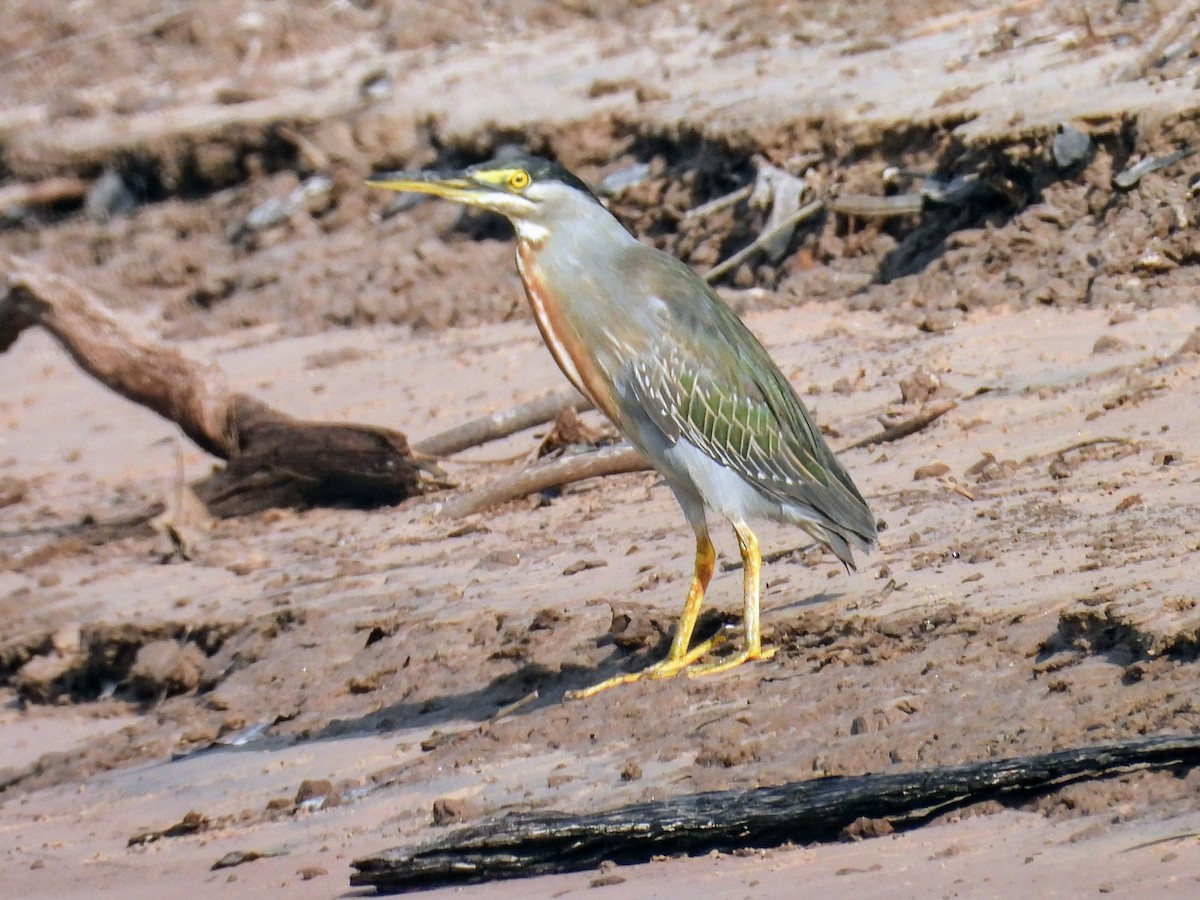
[367, 156, 876, 698]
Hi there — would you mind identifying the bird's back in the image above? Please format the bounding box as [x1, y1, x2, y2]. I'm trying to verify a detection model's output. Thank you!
[608, 247, 875, 562]
[518, 200, 876, 566]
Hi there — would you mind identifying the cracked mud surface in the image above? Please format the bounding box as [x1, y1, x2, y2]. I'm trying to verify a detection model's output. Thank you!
[2, 1, 1200, 896]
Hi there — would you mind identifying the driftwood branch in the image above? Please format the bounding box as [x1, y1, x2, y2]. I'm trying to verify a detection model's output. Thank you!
[440, 444, 647, 519]
[1, 255, 423, 514]
[414, 389, 592, 458]
[351, 734, 1200, 892]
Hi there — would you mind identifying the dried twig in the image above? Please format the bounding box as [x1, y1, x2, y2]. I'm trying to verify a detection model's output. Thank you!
[419, 690, 543, 751]
[0, 177, 90, 214]
[1055, 436, 1137, 456]
[681, 184, 753, 222]
[1112, 147, 1197, 190]
[415, 389, 593, 458]
[843, 400, 958, 451]
[705, 199, 825, 282]
[484, 690, 539, 726]
[829, 193, 924, 218]
[721, 542, 817, 572]
[1112, 0, 1200, 83]
[440, 444, 647, 519]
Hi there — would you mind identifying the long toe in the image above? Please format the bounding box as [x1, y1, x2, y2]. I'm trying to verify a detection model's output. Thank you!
[686, 643, 778, 679]
[565, 632, 730, 700]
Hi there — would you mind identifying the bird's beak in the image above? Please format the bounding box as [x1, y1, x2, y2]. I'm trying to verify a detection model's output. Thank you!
[365, 169, 487, 206]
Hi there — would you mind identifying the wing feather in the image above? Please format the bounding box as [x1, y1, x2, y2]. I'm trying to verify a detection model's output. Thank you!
[613, 254, 876, 549]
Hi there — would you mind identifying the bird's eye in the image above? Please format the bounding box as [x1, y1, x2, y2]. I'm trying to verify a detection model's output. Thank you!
[507, 169, 531, 190]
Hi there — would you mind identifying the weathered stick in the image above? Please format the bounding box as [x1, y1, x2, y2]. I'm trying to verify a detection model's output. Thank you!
[705, 199, 825, 282]
[0, 255, 423, 513]
[414, 389, 593, 458]
[829, 192, 924, 218]
[1112, 0, 1200, 83]
[843, 399, 957, 450]
[351, 734, 1200, 892]
[0, 177, 91, 214]
[440, 444, 647, 519]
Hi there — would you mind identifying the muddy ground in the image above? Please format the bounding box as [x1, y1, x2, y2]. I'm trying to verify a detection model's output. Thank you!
[2, 1, 1200, 896]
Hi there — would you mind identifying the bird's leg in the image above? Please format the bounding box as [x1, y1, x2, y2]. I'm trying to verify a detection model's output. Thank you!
[565, 531, 723, 700]
[664, 530, 721, 663]
[688, 521, 777, 677]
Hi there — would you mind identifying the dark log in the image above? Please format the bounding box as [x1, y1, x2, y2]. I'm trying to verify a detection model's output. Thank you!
[351, 734, 1200, 893]
[1, 255, 424, 514]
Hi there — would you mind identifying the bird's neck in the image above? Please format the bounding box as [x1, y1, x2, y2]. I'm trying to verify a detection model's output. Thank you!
[512, 201, 638, 420]
[515, 239, 601, 410]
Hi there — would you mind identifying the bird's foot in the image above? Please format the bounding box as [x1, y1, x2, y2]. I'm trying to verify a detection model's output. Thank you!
[564, 632, 729, 701]
[686, 643, 777, 678]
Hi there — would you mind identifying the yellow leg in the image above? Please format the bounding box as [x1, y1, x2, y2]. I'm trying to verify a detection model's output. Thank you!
[566, 532, 724, 700]
[687, 521, 777, 677]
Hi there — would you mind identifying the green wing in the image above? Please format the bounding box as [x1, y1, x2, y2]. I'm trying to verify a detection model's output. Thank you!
[617, 253, 876, 547]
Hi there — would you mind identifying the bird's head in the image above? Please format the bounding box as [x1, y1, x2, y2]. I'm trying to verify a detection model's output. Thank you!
[366, 154, 603, 242]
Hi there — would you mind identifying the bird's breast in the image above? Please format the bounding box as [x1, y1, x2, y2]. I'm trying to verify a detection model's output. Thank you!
[515, 241, 620, 421]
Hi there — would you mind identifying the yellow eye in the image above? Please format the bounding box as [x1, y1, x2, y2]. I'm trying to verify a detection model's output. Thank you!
[507, 169, 531, 190]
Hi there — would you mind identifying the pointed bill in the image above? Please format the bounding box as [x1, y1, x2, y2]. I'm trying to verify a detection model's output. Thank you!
[364, 170, 481, 204]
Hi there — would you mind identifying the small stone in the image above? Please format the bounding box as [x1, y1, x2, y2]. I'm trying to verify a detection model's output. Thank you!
[840, 816, 895, 841]
[1174, 327, 1200, 357]
[913, 462, 950, 480]
[85, 169, 137, 221]
[919, 309, 962, 333]
[529, 608, 563, 630]
[590, 873, 627, 887]
[1092, 334, 1129, 355]
[50, 623, 82, 657]
[474, 550, 522, 570]
[620, 761, 643, 781]
[1052, 123, 1093, 171]
[347, 672, 384, 694]
[0, 475, 27, 508]
[1114, 494, 1143, 512]
[297, 866, 328, 880]
[431, 797, 479, 826]
[128, 640, 205, 698]
[562, 559, 608, 576]
[14, 653, 77, 703]
[295, 779, 341, 810]
[899, 367, 958, 404]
